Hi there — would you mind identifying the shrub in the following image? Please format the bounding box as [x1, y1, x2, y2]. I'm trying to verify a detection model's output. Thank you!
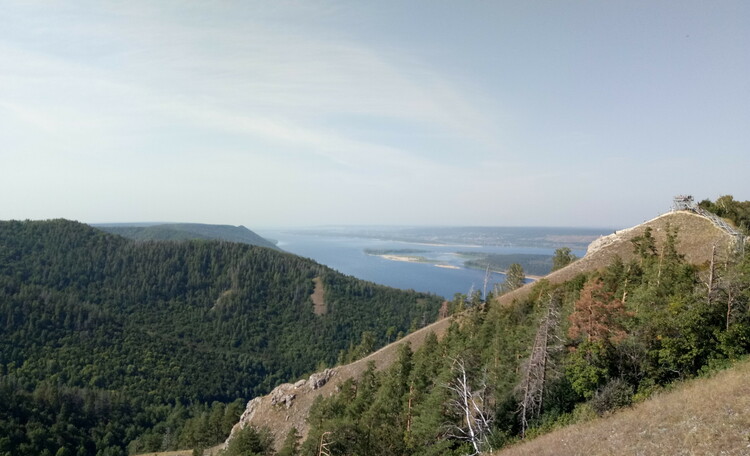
[590, 378, 633, 416]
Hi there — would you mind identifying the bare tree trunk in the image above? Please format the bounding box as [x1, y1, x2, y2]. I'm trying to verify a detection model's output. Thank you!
[518, 293, 562, 438]
[446, 358, 493, 455]
[406, 382, 414, 433]
[317, 431, 332, 456]
[707, 244, 717, 305]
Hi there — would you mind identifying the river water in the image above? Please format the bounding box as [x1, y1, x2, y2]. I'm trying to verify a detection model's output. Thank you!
[259, 227, 605, 300]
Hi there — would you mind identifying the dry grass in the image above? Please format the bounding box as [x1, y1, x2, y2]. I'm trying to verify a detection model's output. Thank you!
[311, 276, 326, 315]
[495, 211, 733, 307]
[495, 360, 750, 456]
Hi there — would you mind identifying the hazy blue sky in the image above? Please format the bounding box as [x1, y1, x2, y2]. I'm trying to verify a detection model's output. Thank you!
[1, 1, 748, 228]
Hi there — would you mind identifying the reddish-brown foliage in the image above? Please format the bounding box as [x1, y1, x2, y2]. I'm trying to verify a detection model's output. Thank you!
[568, 279, 628, 344]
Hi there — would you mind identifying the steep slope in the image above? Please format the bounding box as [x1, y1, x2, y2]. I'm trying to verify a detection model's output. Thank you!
[97, 222, 279, 250]
[0, 219, 441, 455]
[495, 358, 750, 456]
[222, 209, 741, 450]
[497, 210, 740, 305]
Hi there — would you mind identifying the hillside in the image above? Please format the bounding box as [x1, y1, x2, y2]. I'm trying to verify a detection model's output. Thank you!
[96, 222, 279, 250]
[0, 219, 442, 455]
[495, 210, 740, 305]
[220, 209, 746, 453]
[495, 358, 750, 455]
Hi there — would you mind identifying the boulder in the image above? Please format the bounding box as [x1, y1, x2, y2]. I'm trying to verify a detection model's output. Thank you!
[307, 368, 336, 390]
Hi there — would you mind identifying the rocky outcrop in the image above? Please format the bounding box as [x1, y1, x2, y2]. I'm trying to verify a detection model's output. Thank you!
[223, 368, 338, 449]
[224, 396, 262, 449]
[307, 368, 335, 390]
[270, 384, 296, 409]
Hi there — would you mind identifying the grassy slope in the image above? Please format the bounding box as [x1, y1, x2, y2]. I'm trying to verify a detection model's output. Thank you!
[226, 210, 736, 449]
[496, 210, 737, 305]
[496, 359, 750, 456]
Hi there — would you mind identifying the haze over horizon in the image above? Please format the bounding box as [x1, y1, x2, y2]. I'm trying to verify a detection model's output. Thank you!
[1, 1, 748, 228]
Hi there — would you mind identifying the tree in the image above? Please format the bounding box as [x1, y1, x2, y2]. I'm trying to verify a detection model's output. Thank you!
[518, 293, 562, 437]
[631, 227, 657, 264]
[445, 358, 493, 456]
[220, 425, 274, 456]
[568, 279, 628, 345]
[551, 247, 577, 272]
[278, 427, 301, 456]
[497, 264, 525, 295]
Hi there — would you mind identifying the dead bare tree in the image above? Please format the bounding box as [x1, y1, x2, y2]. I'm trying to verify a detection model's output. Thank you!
[482, 265, 491, 301]
[517, 292, 563, 438]
[713, 252, 747, 331]
[445, 357, 493, 456]
[317, 431, 332, 456]
[706, 244, 717, 305]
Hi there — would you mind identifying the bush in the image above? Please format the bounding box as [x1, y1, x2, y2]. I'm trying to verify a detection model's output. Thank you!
[590, 378, 633, 416]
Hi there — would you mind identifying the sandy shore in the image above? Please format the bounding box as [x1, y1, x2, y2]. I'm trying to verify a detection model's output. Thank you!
[373, 253, 462, 270]
[380, 254, 424, 263]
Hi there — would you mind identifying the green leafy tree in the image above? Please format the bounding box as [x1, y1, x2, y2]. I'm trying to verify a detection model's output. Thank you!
[277, 427, 300, 456]
[551, 247, 577, 272]
[220, 425, 274, 456]
[497, 263, 525, 295]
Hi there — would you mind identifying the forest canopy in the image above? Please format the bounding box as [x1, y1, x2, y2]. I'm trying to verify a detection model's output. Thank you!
[0, 219, 441, 455]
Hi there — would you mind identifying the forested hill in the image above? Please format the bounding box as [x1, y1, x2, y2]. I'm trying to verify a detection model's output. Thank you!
[221, 205, 750, 456]
[0, 219, 441, 455]
[96, 222, 279, 250]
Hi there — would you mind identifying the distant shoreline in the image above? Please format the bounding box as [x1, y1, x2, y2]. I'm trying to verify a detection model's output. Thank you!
[368, 253, 542, 279]
[435, 264, 460, 270]
[369, 253, 460, 270]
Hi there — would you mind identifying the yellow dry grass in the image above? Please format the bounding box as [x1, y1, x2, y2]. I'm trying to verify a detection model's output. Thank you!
[496, 360, 750, 456]
[495, 211, 733, 307]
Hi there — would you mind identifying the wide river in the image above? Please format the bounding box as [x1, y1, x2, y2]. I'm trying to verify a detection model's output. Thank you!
[259, 228, 599, 300]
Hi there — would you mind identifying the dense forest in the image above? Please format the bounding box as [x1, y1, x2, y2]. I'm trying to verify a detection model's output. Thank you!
[0, 220, 442, 456]
[97, 223, 279, 250]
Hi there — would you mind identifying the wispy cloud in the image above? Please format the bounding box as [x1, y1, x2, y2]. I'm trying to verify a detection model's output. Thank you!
[0, 1, 501, 171]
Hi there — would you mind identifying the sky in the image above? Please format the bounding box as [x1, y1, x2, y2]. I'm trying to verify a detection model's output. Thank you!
[1, 1, 748, 228]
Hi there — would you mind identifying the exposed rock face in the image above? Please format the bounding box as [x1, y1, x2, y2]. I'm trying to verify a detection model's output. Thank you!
[307, 368, 335, 390]
[223, 368, 337, 449]
[270, 383, 296, 409]
[224, 397, 262, 449]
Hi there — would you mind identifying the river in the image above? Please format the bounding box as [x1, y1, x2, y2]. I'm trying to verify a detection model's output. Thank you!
[258, 226, 607, 300]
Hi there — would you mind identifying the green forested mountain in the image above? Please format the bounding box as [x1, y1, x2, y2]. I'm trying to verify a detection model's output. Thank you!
[96, 223, 279, 250]
[0, 219, 441, 456]
[264, 222, 750, 456]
